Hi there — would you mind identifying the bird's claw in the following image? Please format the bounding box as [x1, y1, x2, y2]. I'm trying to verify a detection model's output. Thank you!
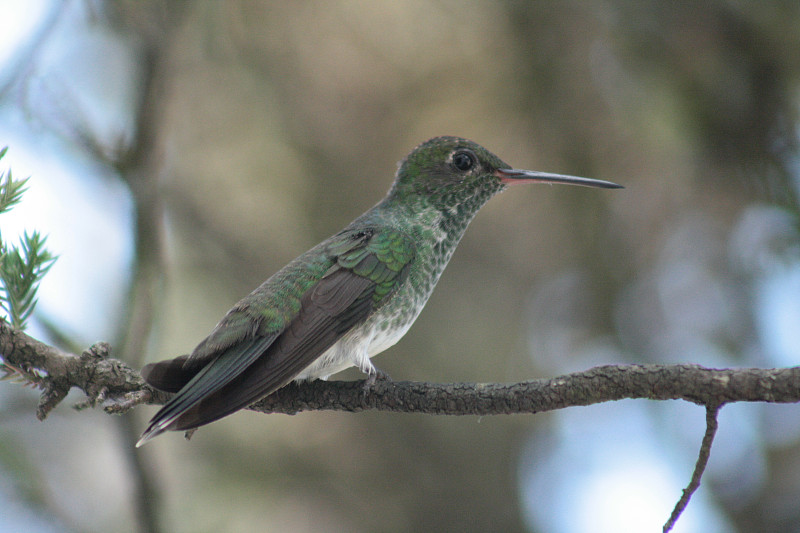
[362, 367, 391, 394]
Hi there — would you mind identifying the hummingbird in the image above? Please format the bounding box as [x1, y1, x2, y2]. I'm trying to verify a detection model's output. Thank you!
[137, 136, 622, 446]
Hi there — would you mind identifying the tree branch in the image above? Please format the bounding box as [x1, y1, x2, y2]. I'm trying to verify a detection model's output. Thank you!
[4, 320, 800, 530]
[663, 403, 721, 533]
[250, 364, 800, 414]
[0, 320, 169, 420]
[3, 319, 800, 419]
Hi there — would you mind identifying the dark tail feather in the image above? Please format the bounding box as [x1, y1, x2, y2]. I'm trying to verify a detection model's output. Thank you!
[135, 360, 288, 448]
[137, 336, 281, 447]
[169, 334, 323, 432]
[140, 354, 200, 393]
[168, 359, 296, 433]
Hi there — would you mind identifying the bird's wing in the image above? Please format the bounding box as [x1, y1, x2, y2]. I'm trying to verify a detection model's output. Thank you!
[138, 227, 414, 444]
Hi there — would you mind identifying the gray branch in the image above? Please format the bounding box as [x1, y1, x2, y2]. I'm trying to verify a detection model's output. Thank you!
[3, 320, 799, 530]
[3, 319, 799, 419]
[251, 363, 800, 414]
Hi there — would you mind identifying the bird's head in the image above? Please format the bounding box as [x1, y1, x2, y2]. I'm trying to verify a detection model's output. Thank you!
[388, 136, 621, 212]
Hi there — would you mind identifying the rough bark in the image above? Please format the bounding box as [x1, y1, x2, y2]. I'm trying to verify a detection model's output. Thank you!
[3, 320, 798, 420]
[4, 320, 799, 531]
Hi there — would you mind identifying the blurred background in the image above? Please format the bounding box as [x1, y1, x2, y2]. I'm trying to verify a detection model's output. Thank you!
[0, 1, 799, 532]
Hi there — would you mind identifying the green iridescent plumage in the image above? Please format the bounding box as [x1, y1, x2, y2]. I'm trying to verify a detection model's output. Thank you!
[137, 136, 621, 446]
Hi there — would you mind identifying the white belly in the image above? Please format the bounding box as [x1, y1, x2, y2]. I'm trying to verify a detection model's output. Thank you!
[293, 312, 416, 381]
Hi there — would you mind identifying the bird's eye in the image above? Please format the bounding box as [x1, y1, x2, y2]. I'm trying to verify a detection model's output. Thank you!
[452, 150, 475, 172]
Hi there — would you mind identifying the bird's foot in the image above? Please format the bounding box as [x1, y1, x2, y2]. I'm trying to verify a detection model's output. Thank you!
[362, 366, 391, 394]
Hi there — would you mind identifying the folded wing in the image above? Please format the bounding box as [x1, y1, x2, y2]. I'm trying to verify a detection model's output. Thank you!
[137, 227, 414, 445]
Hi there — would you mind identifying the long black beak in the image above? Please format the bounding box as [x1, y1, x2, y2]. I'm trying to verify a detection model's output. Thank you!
[495, 168, 623, 189]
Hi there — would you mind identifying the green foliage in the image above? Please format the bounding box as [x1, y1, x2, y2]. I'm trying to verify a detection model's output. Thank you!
[0, 147, 56, 330]
[0, 147, 29, 215]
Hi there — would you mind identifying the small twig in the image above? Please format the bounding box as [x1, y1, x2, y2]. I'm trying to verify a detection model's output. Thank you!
[663, 403, 722, 532]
